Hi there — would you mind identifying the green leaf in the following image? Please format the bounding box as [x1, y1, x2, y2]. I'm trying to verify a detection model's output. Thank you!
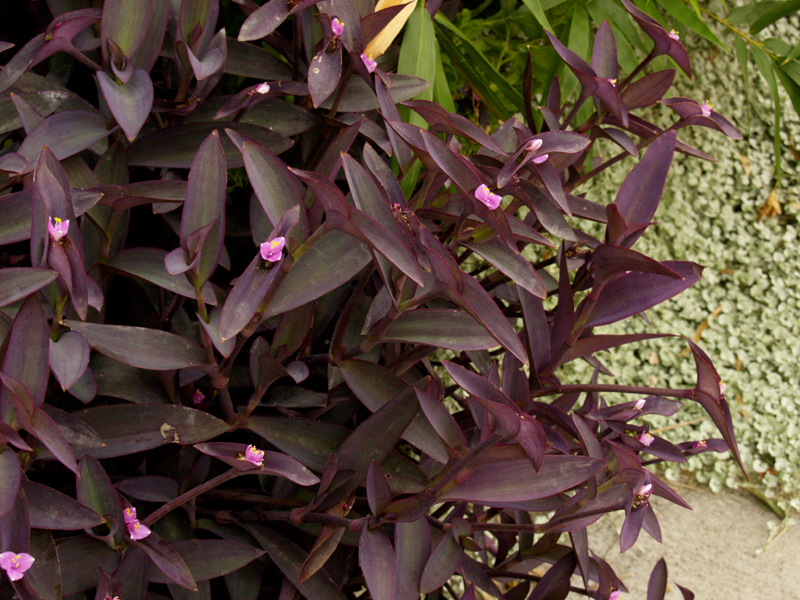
[750, 0, 800, 34]
[434, 14, 525, 117]
[521, 0, 552, 31]
[752, 47, 782, 179]
[398, 3, 436, 127]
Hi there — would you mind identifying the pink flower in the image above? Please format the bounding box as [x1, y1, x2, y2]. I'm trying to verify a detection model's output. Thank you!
[693, 440, 708, 449]
[127, 519, 151, 540]
[255, 82, 270, 94]
[606, 78, 617, 86]
[474, 185, 502, 210]
[719, 380, 726, 395]
[48, 217, 69, 242]
[700, 100, 713, 118]
[192, 390, 205, 405]
[634, 399, 646, 410]
[610, 592, 622, 600]
[361, 53, 377, 74]
[638, 432, 654, 447]
[668, 29, 680, 41]
[243, 444, 265, 467]
[123, 507, 137, 523]
[331, 18, 344, 37]
[260, 236, 285, 262]
[0, 552, 35, 581]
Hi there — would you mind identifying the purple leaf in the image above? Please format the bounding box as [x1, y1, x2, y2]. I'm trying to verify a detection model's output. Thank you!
[63, 320, 208, 371]
[415, 378, 468, 450]
[584, 261, 703, 328]
[22, 480, 104, 530]
[147, 539, 265, 583]
[419, 529, 464, 594]
[115, 476, 179, 503]
[340, 360, 448, 463]
[0, 34, 47, 94]
[439, 446, 605, 505]
[621, 70, 675, 110]
[72, 405, 229, 459]
[0, 448, 21, 517]
[194, 443, 319, 484]
[247, 526, 348, 600]
[686, 339, 744, 473]
[0, 268, 57, 309]
[180, 129, 227, 287]
[613, 131, 676, 243]
[243, 142, 309, 244]
[526, 550, 577, 600]
[127, 122, 292, 168]
[620, 0, 691, 77]
[462, 236, 546, 298]
[379, 309, 500, 352]
[17, 111, 111, 173]
[57, 537, 120, 596]
[647, 557, 668, 600]
[557, 333, 670, 368]
[219, 252, 284, 341]
[360, 524, 396, 600]
[395, 518, 431, 600]
[106, 248, 219, 304]
[320, 73, 430, 112]
[97, 69, 153, 142]
[366, 461, 393, 515]
[1, 297, 49, 410]
[77, 455, 126, 543]
[101, 0, 151, 62]
[135, 532, 197, 590]
[592, 21, 618, 82]
[49, 330, 90, 391]
[262, 228, 372, 320]
[238, 0, 290, 41]
[309, 45, 342, 107]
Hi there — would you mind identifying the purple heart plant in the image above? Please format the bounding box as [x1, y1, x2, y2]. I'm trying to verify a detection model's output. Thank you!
[0, 0, 742, 599]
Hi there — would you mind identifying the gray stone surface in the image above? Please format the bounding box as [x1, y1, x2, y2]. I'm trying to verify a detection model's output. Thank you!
[567, 487, 800, 599]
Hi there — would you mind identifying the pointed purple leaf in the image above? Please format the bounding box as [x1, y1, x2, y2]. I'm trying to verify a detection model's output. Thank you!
[647, 557, 668, 600]
[309, 45, 342, 107]
[592, 21, 618, 81]
[135, 531, 197, 590]
[49, 330, 90, 391]
[440, 446, 605, 504]
[360, 524, 396, 600]
[238, 0, 289, 41]
[585, 261, 703, 328]
[339, 360, 448, 463]
[621, 70, 675, 110]
[420, 529, 464, 594]
[395, 518, 431, 600]
[0, 448, 21, 517]
[22, 480, 104, 530]
[380, 309, 499, 352]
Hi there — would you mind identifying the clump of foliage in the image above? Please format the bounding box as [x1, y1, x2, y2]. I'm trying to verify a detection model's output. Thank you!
[0, 0, 743, 598]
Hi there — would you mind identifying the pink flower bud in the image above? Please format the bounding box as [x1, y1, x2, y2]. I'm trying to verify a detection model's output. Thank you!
[525, 138, 542, 153]
[610, 592, 622, 600]
[192, 390, 205, 405]
[331, 18, 344, 37]
[634, 399, 646, 410]
[0, 552, 35, 582]
[48, 216, 69, 242]
[260, 236, 285, 262]
[361, 53, 377, 74]
[255, 82, 270, 94]
[531, 154, 549, 164]
[474, 184, 502, 210]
